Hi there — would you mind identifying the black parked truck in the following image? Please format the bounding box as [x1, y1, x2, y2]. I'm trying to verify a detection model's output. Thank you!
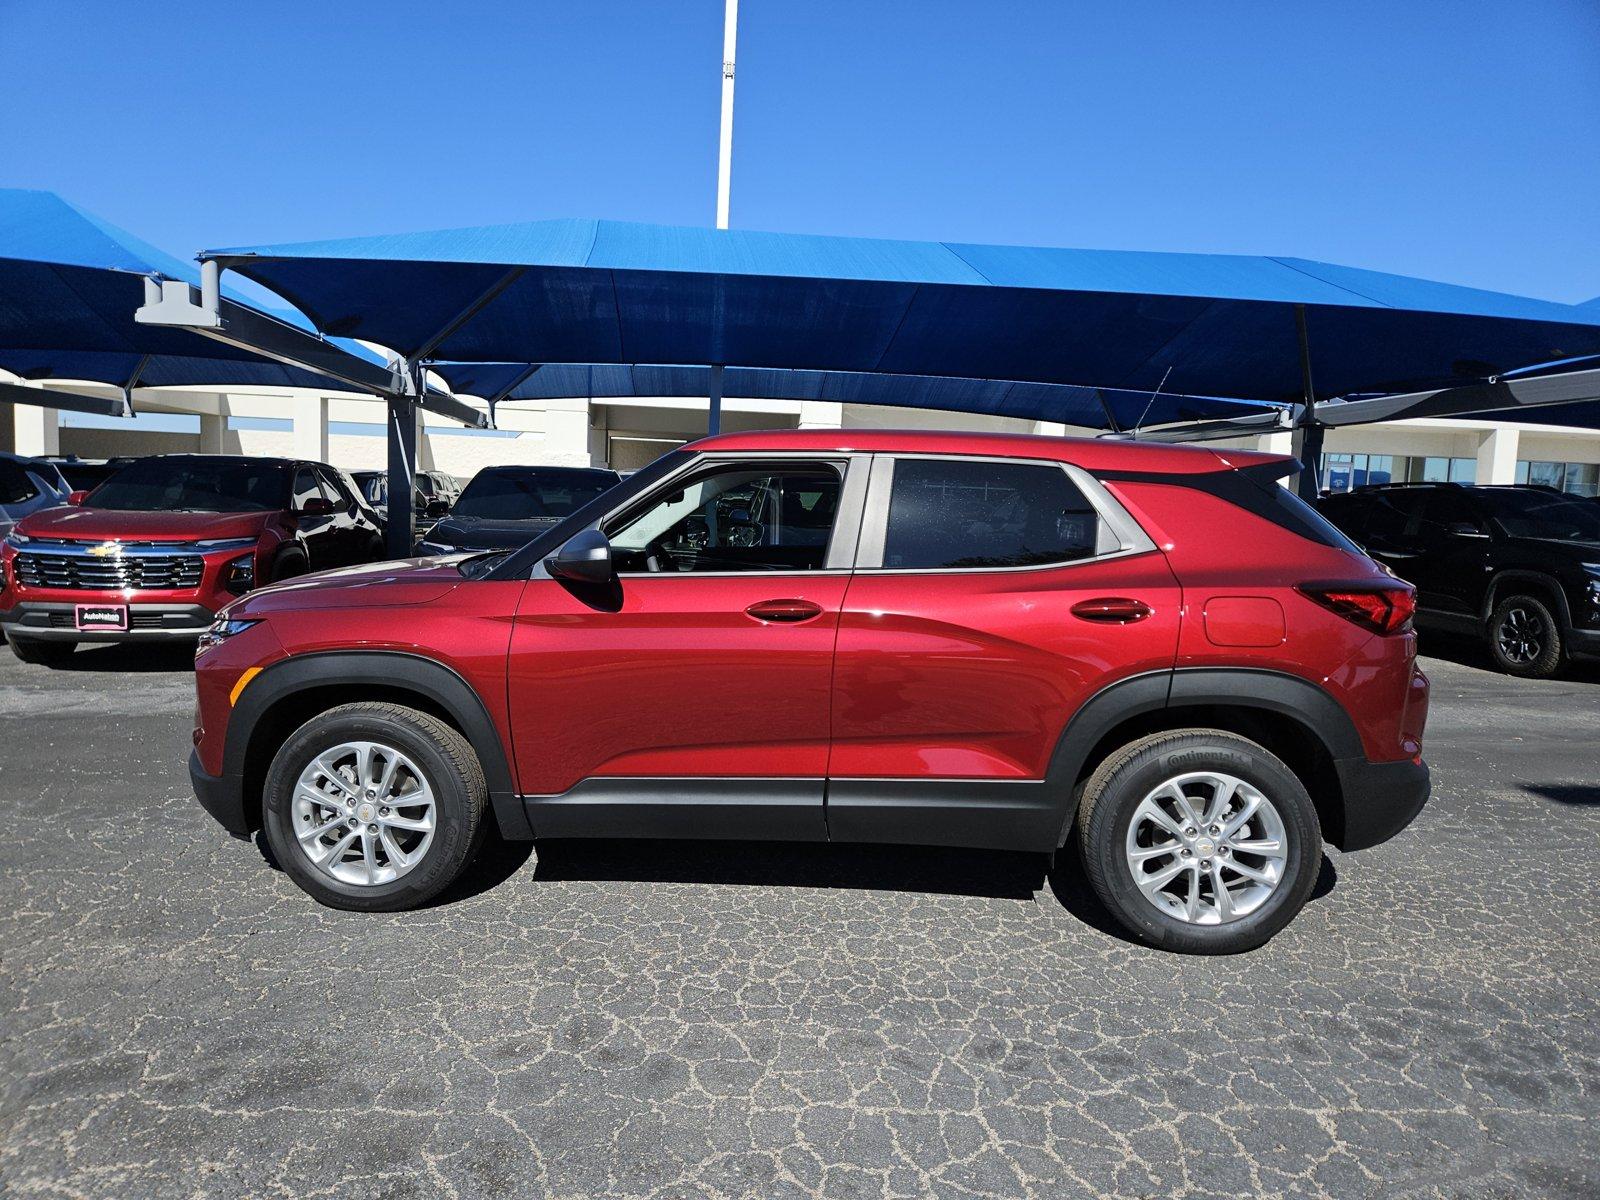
[1318, 483, 1600, 678]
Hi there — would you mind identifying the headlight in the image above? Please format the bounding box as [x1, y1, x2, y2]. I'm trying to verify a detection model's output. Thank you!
[195, 537, 259, 551]
[224, 552, 256, 595]
[196, 616, 261, 653]
[418, 540, 456, 555]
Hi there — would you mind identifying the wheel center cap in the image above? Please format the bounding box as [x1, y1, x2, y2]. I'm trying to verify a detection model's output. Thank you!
[356, 803, 375, 822]
[1196, 838, 1215, 855]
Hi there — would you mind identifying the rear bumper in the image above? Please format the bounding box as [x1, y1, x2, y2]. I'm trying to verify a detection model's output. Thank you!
[1332, 755, 1430, 851]
[189, 749, 251, 839]
[2, 601, 216, 641]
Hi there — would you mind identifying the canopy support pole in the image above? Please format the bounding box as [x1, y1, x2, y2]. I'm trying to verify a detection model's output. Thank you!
[1092, 388, 1122, 434]
[708, 364, 724, 435]
[483, 364, 542, 430]
[136, 275, 488, 428]
[1293, 304, 1323, 501]
[413, 268, 525, 363]
[384, 362, 422, 560]
[0, 380, 131, 419]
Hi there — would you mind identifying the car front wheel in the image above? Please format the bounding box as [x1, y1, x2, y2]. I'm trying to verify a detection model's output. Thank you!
[1076, 730, 1322, 954]
[262, 702, 489, 911]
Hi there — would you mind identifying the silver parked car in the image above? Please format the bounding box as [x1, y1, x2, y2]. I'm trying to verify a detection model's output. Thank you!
[0, 451, 72, 544]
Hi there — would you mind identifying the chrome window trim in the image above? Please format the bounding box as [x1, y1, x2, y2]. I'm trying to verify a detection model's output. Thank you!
[852, 452, 1158, 575]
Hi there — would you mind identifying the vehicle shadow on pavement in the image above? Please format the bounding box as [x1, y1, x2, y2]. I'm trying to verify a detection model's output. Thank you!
[252, 830, 537, 906]
[1521, 784, 1600, 807]
[530, 838, 1049, 900]
[1419, 631, 1600, 683]
[1046, 842, 1340, 946]
[52, 642, 197, 673]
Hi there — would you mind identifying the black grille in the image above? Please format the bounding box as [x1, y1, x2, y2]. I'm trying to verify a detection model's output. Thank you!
[16, 551, 204, 591]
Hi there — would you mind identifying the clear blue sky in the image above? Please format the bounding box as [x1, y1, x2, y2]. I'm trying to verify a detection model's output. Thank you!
[2, 0, 1596, 301]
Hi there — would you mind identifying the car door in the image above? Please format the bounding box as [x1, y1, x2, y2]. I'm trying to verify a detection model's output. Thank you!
[506, 452, 869, 841]
[826, 453, 1183, 850]
[1407, 489, 1493, 617]
[290, 465, 337, 570]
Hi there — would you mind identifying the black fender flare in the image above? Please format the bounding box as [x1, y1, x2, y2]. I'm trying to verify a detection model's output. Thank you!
[1044, 666, 1364, 844]
[1482, 569, 1573, 631]
[225, 650, 525, 837]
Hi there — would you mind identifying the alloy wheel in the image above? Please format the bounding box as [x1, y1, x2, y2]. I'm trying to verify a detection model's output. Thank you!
[291, 741, 436, 886]
[1496, 606, 1544, 666]
[1123, 771, 1289, 925]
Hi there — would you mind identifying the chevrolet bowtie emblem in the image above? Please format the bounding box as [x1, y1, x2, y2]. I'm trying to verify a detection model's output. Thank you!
[86, 542, 121, 558]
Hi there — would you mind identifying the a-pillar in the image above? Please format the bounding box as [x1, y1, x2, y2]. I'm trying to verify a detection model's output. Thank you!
[384, 396, 418, 559]
[292, 394, 329, 462]
[1475, 425, 1520, 484]
[14, 403, 59, 457]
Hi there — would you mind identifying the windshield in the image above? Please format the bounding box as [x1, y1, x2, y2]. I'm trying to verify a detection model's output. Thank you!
[1473, 489, 1600, 541]
[452, 469, 619, 521]
[88, 459, 289, 513]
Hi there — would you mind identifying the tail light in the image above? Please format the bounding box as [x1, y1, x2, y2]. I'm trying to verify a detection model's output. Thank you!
[1299, 585, 1415, 635]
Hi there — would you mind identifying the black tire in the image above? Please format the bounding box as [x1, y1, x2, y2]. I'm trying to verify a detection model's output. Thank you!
[1488, 593, 1563, 679]
[268, 548, 309, 584]
[1076, 729, 1322, 955]
[262, 702, 490, 911]
[8, 637, 76, 666]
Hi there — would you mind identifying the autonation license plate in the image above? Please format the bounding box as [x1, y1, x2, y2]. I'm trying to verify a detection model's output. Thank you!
[75, 604, 128, 632]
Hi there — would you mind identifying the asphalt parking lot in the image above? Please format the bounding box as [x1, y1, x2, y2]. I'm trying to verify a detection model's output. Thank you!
[2, 641, 1597, 1200]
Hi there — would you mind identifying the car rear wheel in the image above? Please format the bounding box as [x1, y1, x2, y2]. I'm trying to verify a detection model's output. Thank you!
[8, 636, 76, 666]
[1488, 593, 1563, 679]
[1076, 730, 1322, 954]
[262, 702, 489, 911]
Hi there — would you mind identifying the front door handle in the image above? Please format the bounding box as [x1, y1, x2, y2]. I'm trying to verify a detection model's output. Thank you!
[745, 598, 825, 624]
[1070, 597, 1153, 624]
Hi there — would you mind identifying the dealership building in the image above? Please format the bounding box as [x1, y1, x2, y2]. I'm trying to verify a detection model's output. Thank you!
[5, 379, 1599, 497]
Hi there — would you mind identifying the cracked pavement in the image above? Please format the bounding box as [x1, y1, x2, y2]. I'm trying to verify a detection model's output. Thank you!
[1, 640, 1597, 1198]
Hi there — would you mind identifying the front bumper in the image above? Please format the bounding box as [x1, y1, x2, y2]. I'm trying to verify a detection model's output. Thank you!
[189, 748, 251, 838]
[1331, 756, 1430, 851]
[1, 601, 216, 641]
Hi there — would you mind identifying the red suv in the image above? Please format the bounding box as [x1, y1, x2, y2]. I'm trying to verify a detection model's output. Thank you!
[187, 431, 1429, 953]
[1, 454, 383, 665]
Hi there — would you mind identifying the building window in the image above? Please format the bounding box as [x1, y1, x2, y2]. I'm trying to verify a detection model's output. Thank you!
[1515, 460, 1600, 498]
[1409, 456, 1476, 484]
[1320, 453, 1402, 492]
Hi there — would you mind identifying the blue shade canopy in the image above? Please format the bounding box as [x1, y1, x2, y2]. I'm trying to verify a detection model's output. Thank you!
[208, 218, 1600, 408]
[0, 188, 370, 393]
[432, 361, 1274, 430]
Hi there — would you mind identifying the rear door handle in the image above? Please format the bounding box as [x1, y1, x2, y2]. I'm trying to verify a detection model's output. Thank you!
[745, 598, 825, 624]
[1070, 597, 1153, 624]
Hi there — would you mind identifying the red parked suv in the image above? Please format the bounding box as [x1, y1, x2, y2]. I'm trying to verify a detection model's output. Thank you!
[187, 431, 1429, 953]
[1, 454, 383, 665]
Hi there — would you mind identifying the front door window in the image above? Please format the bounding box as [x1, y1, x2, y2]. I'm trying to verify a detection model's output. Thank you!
[608, 463, 842, 573]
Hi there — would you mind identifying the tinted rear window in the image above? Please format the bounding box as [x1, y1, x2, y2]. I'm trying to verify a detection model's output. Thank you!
[883, 458, 1101, 569]
[0, 459, 40, 505]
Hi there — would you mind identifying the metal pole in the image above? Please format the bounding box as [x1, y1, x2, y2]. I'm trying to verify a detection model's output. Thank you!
[716, 0, 738, 230]
[708, 363, 724, 435]
[384, 371, 420, 559]
[1294, 304, 1324, 502]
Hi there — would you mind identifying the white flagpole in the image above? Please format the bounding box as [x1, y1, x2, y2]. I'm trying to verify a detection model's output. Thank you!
[716, 0, 738, 230]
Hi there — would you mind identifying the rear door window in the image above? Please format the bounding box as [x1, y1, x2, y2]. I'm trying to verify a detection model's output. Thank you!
[291, 468, 323, 510]
[880, 458, 1100, 570]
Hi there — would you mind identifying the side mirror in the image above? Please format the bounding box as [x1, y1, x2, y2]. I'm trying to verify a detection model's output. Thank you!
[1445, 521, 1487, 538]
[425, 498, 451, 518]
[67, 490, 89, 506]
[546, 528, 613, 584]
[299, 497, 335, 518]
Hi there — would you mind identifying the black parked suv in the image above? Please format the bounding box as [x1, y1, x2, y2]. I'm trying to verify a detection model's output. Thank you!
[1318, 483, 1600, 677]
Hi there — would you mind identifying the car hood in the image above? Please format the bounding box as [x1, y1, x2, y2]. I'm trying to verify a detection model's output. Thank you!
[16, 505, 272, 542]
[228, 556, 468, 614]
[425, 515, 560, 551]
